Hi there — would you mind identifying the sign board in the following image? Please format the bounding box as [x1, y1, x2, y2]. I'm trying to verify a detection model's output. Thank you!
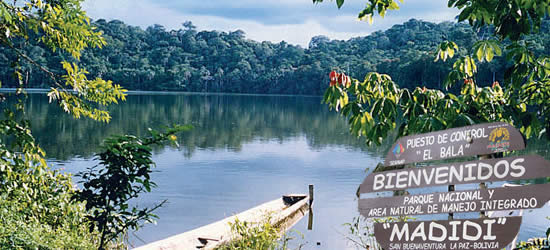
[359, 183, 550, 218]
[363, 123, 544, 249]
[359, 155, 550, 193]
[374, 216, 522, 250]
[384, 122, 525, 166]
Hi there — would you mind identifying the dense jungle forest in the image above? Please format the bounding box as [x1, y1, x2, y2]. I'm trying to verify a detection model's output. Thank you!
[1, 18, 549, 94]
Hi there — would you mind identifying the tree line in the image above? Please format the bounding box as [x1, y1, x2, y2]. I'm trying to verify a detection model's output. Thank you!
[1, 18, 549, 95]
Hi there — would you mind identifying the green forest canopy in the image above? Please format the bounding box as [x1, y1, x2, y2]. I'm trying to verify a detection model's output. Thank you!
[2, 18, 549, 95]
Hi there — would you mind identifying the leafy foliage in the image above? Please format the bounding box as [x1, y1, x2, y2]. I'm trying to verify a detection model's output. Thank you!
[516, 238, 550, 250]
[315, 0, 550, 42]
[219, 217, 281, 250]
[435, 41, 458, 62]
[74, 125, 192, 249]
[0, 0, 126, 122]
[216, 215, 300, 250]
[515, 217, 550, 249]
[0, 110, 100, 249]
[472, 40, 501, 62]
[320, 0, 550, 145]
[313, 0, 402, 23]
[0, 0, 146, 248]
[449, 0, 550, 41]
[47, 62, 127, 122]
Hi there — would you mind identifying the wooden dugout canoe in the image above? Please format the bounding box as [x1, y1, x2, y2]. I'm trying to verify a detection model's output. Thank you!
[135, 194, 310, 250]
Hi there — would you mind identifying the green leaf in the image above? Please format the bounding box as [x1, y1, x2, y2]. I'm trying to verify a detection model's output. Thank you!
[336, 0, 344, 8]
[454, 114, 475, 126]
[476, 46, 484, 61]
[447, 47, 455, 58]
[485, 49, 494, 62]
[457, 7, 473, 22]
[490, 41, 502, 56]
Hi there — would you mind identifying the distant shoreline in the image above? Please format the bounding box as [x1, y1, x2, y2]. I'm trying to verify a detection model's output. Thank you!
[0, 88, 322, 98]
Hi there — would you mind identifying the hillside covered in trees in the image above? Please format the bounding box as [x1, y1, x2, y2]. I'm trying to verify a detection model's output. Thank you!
[1, 18, 549, 95]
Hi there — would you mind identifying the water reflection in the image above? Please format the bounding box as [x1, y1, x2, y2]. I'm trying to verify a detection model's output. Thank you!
[10, 92, 550, 248]
[16, 92, 385, 248]
[21, 93, 385, 161]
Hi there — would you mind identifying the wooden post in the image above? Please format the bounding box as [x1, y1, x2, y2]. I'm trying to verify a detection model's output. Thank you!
[479, 154, 491, 218]
[308, 184, 314, 207]
[448, 184, 455, 220]
[307, 207, 313, 230]
[308, 184, 314, 230]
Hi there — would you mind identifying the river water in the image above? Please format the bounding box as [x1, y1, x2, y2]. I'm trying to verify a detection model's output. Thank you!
[17, 92, 550, 249]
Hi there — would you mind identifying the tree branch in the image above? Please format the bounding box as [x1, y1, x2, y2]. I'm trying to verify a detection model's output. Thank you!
[0, 36, 64, 89]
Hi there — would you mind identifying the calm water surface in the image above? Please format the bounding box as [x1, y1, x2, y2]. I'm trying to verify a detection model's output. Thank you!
[19, 92, 550, 249]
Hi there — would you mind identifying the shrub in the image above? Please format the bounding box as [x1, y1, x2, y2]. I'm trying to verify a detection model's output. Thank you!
[0, 112, 101, 249]
[74, 125, 191, 249]
[216, 212, 305, 250]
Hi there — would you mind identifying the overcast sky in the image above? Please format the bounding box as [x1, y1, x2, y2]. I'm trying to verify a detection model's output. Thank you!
[82, 0, 459, 47]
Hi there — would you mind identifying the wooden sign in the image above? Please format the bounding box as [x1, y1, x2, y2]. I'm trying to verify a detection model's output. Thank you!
[374, 217, 522, 250]
[385, 122, 525, 166]
[363, 123, 541, 249]
[359, 155, 550, 193]
[359, 183, 550, 218]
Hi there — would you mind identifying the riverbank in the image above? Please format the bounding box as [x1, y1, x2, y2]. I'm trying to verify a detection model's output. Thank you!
[0, 88, 322, 98]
